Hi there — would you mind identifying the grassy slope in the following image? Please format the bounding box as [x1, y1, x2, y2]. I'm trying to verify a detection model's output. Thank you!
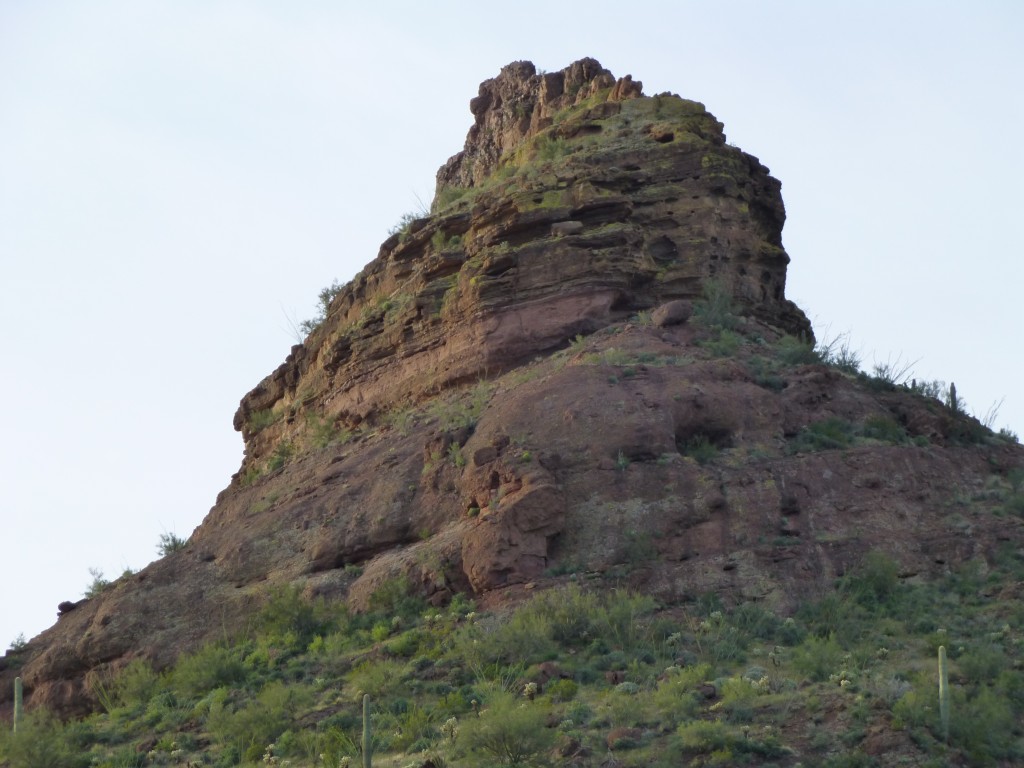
[3, 552, 1024, 768]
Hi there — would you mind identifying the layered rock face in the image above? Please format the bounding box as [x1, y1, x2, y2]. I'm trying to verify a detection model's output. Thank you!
[234, 57, 809, 473]
[4, 58, 1021, 721]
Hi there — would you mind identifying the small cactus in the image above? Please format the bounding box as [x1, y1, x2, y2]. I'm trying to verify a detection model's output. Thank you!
[13, 676, 23, 733]
[938, 645, 950, 742]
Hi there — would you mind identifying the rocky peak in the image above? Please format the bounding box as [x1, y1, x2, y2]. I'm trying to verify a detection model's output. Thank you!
[17, 60, 1010, 724]
[436, 57, 643, 190]
[231, 58, 811, 477]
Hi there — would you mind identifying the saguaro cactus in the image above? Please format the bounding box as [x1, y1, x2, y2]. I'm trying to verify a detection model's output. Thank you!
[938, 645, 950, 742]
[362, 693, 372, 768]
[13, 676, 22, 733]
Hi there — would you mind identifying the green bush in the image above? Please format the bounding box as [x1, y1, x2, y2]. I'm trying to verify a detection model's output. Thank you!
[206, 681, 312, 759]
[259, 584, 328, 647]
[266, 441, 295, 472]
[776, 335, 821, 365]
[248, 408, 282, 434]
[950, 686, 1016, 764]
[683, 434, 719, 465]
[157, 532, 187, 556]
[458, 690, 554, 765]
[546, 678, 578, 702]
[699, 328, 743, 357]
[693, 279, 737, 329]
[651, 664, 707, 726]
[788, 417, 856, 453]
[115, 658, 161, 708]
[0, 708, 88, 768]
[347, 659, 405, 699]
[823, 752, 878, 768]
[844, 552, 900, 610]
[675, 719, 784, 759]
[792, 634, 844, 682]
[861, 415, 909, 445]
[958, 643, 1008, 683]
[171, 643, 248, 698]
[814, 332, 862, 374]
[730, 603, 783, 641]
[83, 567, 110, 598]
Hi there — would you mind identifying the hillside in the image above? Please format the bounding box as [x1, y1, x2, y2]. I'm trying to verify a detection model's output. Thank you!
[2, 58, 1023, 767]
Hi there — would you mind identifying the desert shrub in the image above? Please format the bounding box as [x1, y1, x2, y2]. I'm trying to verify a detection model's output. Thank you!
[347, 658, 405, 699]
[730, 603, 783, 641]
[674, 719, 784, 760]
[206, 681, 312, 760]
[718, 675, 761, 723]
[115, 658, 161, 708]
[546, 678, 578, 702]
[387, 628, 425, 659]
[83, 567, 110, 598]
[788, 417, 856, 453]
[996, 669, 1024, 714]
[700, 328, 743, 357]
[777, 335, 821, 365]
[141, 689, 195, 731]
[950, 686, 1017, 765]
[823, 753, 877, 768]
[0, 708, 87, 768]
[861, 415, 909, 445]
[448, 586, 656, 672]
[747, 355, 787, 391]
[891, 680, 933, 730]
[526, 586, 600, 647]
[792, 634, 844, 682]
[382, 702, 437, 752]
[258, 584, 328, 647]
[267, 441, 295, 472]
[458, 690, 554, 765]
[450, 611, 556, 669]
[171, 643, 248, 698]
[367, 577, 426, 621]
[911, 378, 946, 400]
[157, 532, 187, 556]
[687, 611, 746, 665]
[536, 133, 568, 162]
[428, 381, 492, 430]
[621, 529, 657, 563]
[306, 412, 352, 449]
[296, 279, 343, 337]
[843, 552, 901, 610]
[593, 590, 658, 652]
[693, 279, 737, 329]
[816, 333, 862, 374]
[958, 643, 1008, 683]
[248, 408, 282, 433]
[651, 664, 708, 726]
[1008, 468, 1024, 493]
[869, 356, 916, 388]
[388, 210, 422, 238]
[683, 434, 718, 464]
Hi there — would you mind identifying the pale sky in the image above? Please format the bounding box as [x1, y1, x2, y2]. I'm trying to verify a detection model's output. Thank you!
[2, 1, 1021, 649]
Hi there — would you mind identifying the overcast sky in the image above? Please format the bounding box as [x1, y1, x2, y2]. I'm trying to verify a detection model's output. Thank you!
[2, 1, 1021, 648]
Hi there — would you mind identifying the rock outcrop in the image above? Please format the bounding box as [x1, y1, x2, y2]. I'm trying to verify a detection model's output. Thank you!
[233, 57, 809, 474]
[3, 58, 1021, 722]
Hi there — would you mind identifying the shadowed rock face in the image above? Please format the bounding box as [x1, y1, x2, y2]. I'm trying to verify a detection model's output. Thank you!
[4, 58, 1021, 721]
